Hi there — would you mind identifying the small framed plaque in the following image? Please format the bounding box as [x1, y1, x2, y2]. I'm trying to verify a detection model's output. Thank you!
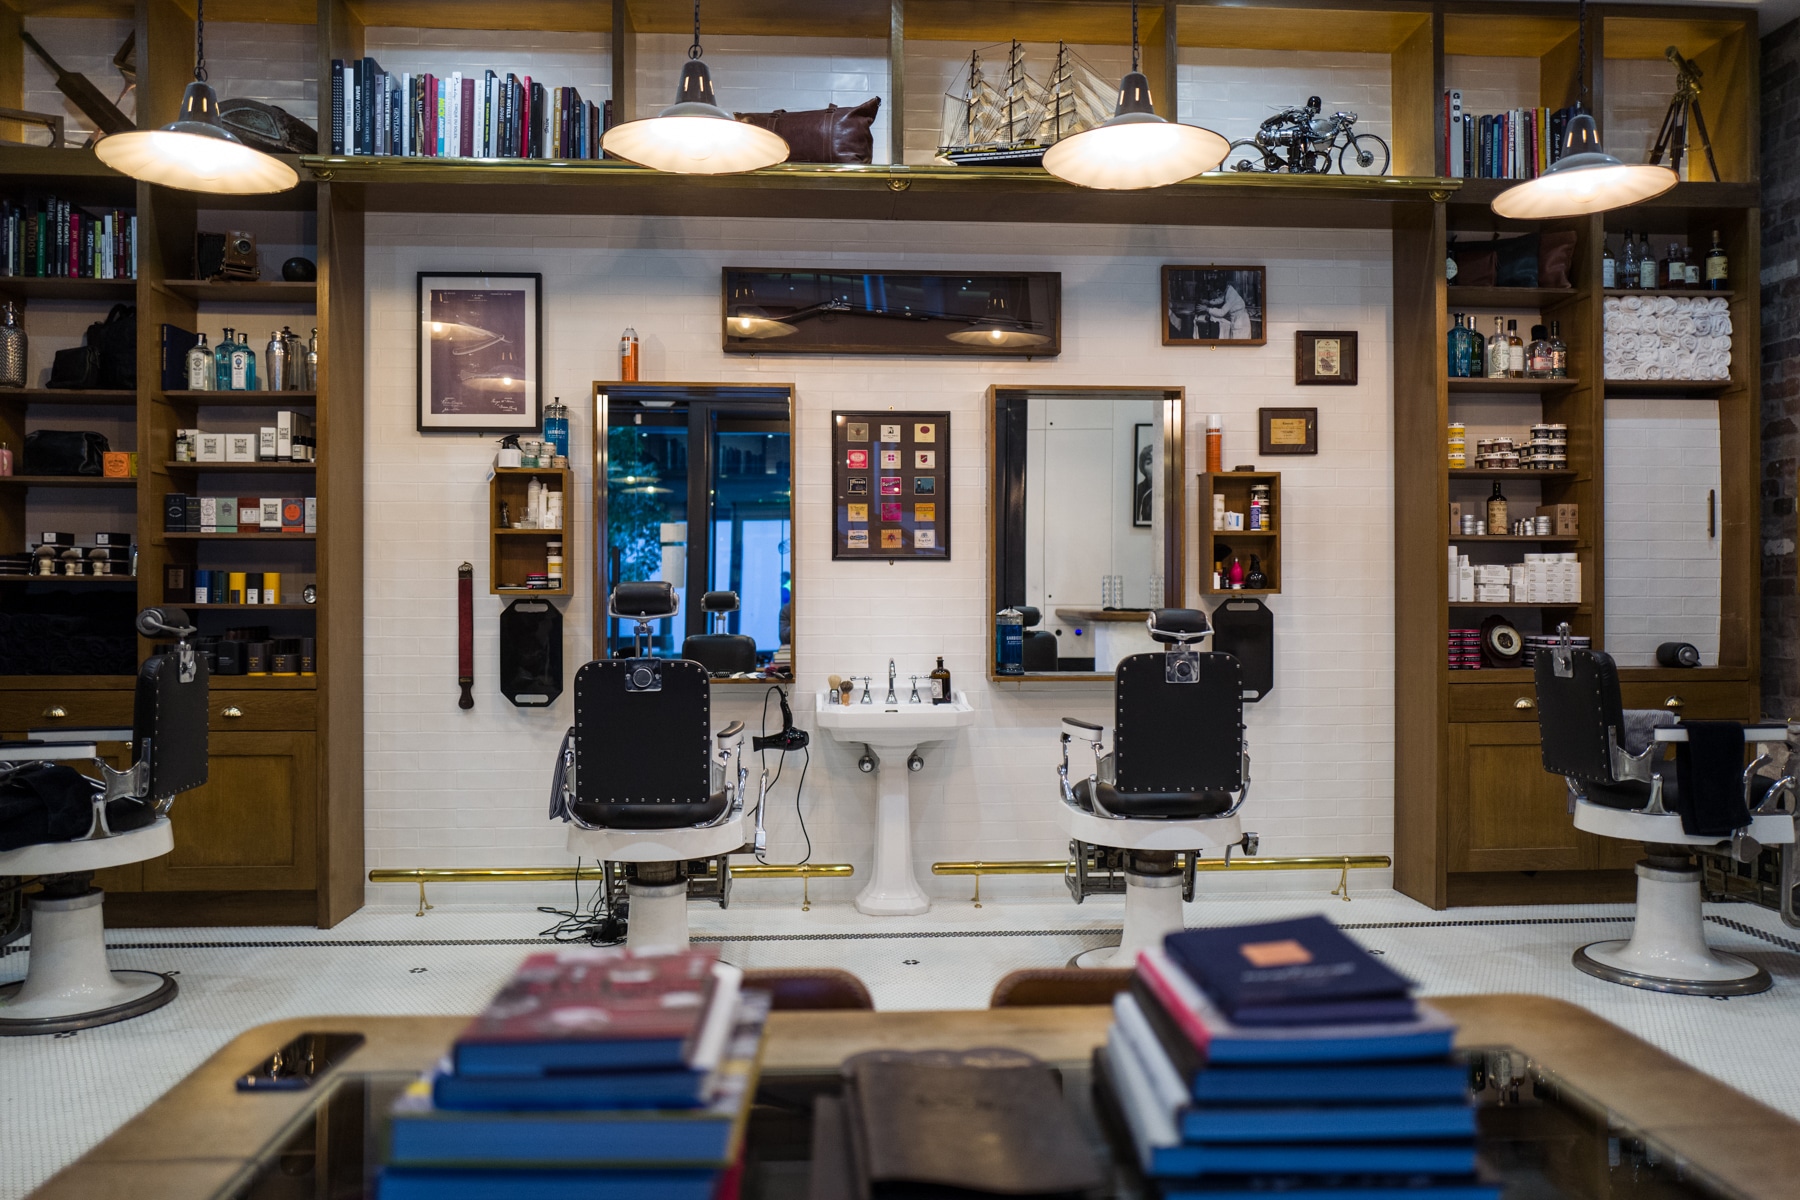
[1259, 407, 1318, 456]
[1296, 329, 1358, 386]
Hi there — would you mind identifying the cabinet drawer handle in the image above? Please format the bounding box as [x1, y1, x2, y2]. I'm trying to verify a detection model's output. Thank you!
[1514, 697, 1535, 710]
[221, 705, 244, 719]
[41, 705, 66, 719]
[1665, 695, 1685, 710]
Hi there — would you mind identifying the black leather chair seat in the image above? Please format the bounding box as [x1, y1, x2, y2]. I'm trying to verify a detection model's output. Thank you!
[682, 633, 758, 675]
[1584, 761, 1678, 811]
[572, 789, 730, 831]
[1073, 777, 1233, 819]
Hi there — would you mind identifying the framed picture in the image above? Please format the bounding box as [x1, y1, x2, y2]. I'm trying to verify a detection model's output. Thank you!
[1162, 265, 1266, 346]
[417, 272, 542, 432]
[1131, 422, 1154, 528]
[1296, 330, 1358, 385]
[723, 269, 1061, 357]
[1259, 407, 1318, 456]
[833, 411, 950, 560]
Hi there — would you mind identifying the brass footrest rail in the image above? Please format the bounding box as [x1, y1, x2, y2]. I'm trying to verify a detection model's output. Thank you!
[369, 862, 854, 916]
[931, 854, 1392, 906]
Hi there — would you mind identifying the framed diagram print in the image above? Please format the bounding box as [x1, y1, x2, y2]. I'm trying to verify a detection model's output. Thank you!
[833, 411, 950, 560]
[418, 272, 543, 432]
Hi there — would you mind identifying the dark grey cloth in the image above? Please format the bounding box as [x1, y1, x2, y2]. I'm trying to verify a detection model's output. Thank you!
[1676, 721, 1753, 838]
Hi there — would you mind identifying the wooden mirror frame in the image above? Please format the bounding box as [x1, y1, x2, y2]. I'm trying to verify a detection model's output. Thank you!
[987, 384, 1187, 683]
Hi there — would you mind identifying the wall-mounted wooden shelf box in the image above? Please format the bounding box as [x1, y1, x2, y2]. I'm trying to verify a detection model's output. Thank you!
[490, 467, 571, 596]
[1200, 471, 1281, 596]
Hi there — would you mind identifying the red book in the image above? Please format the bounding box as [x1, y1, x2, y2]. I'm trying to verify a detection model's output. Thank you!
[460, 77, 475, 156]
[1136, 946, 1215, 1055]
[520, 75, 532, 158]
[453, 947, 724, 1077]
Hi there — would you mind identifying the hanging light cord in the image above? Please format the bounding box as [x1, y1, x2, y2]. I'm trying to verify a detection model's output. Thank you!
[1576, 0, 1587, 111]
[194, 0, 207, 82]
[690, 0, 703, 60]
[1131, 0, 1141, 73]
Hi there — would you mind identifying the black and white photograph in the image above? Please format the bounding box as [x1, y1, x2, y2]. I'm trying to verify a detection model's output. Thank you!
[1162, 265, 1266, 346]
[1132, 422, 1154, 528]
[417, 272, 542, 432]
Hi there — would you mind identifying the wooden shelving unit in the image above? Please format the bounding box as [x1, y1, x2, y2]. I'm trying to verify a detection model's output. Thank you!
[490, 467, 571, 596]
[1199, 471, 1281, 596]
[1447, 378, 1581, 392]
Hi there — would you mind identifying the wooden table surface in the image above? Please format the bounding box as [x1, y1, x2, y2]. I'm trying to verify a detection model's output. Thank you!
[26, 996, 1800, 1200]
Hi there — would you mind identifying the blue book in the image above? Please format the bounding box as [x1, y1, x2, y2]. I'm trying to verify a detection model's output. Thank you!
[1160, 1182, 1499, 1200]
[376, 1167, 719, 1200]
[433, 1065, 706, 1111]
[1163, 917, 1415, 1026]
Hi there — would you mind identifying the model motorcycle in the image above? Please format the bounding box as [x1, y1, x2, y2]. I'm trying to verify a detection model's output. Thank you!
[1225, 96, 1390, 176]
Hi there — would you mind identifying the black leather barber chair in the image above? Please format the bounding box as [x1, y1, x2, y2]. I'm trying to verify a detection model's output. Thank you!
[682, 590, 758, 676]
[550, 581, 748, 949]
[1534, 624, 1796, 995]
[1057, 608, 1258, 968]
[1017, 606, 1058, 673]
[0, 607, 209, 1033]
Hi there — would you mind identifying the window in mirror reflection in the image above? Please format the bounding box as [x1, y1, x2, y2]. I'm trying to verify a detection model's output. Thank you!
[600, 386, 794, 678]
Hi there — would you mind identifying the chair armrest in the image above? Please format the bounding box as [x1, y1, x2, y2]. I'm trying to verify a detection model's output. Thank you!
[1062, 717, 1103, 733]
[1654, 725, 1791, 744]
[0, 740, 99, 762]
[717, 720, 745, 741]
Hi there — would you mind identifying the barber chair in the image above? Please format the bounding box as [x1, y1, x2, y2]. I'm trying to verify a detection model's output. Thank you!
[551, 582, 748, 951]
[1057, 609, 1258, 969]
[682, 591, 758, 676]
[1017, 606, 1058, 673]
[0, 608, 208, 1034]
[1534, 626, 1797, 995]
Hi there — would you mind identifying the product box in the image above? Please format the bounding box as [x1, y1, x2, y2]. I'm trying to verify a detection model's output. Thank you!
[1536, 504, 1578, 536]
[184, 496, 201, 532]
[227, 571, 247, 604]
[162, 564, 191, 604]
[1476, 584, 1512, 603]
[260, 498, 281, 532]
[258, 427, 277, 460]
[215, 498, 238, 533]
[93, 531, 132, 547]
[199, 496, 218, 533]
[195, 432, 225, 462]
[264, 571, 281, 604]
[1458, 565, 1475, 603]
[226, 433, 256, 463]
[102, 451, 135, 478]
[1474, 564, 1510, 585]
[304, 497, 317, 533]
[276, 411, 293, 460]
[245, 572, 263, 605]
[281, 498, 305, 533]
[1448, 502, 1462, 535]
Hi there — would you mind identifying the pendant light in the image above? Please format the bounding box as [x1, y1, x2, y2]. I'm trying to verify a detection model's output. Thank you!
[602, 2, 789, 175]
[946, 292, 1050, 348]
[93, 0, 297, 194]
[1491, 0, 1674, 219]
[1041, 1, 1228, 190]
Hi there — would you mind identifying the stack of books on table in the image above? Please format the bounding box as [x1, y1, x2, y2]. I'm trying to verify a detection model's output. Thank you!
[379, 946, 765, 1200]
[1095, 916, 1498, 1200]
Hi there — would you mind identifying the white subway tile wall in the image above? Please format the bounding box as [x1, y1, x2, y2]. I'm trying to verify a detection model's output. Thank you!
[632, 34, 889, 163]
[204, 22, 320, 131]
[903, 42, 1133, 166]
[1178, 50, 1394, 157]
[1442, 55, 1540, 128]
[364, 28, 611, 118]
[1603, 57, 1681, 170]
[363, 216, 1396, 907]
[21, 18, 135, 144]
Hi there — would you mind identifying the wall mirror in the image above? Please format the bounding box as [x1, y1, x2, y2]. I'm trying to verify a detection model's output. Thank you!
[594, 383, 794, 681]
[989, 385, 1186, 681]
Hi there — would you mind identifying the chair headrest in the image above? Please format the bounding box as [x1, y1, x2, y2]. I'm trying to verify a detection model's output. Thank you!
[702, 590, 740, 614]
[611, 580, 679, 620]
[136, 606, 195, 639]
[1017, 605, 1041, 628]
[1149, 608, 1209, 645]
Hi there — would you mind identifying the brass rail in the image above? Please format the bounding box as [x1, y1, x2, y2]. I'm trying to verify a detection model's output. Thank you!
[932, 854, 1392, 905]
[368, 863, 853, 917]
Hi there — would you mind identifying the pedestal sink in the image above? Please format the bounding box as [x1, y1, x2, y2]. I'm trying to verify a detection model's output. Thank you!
[815, 689, 975, 915]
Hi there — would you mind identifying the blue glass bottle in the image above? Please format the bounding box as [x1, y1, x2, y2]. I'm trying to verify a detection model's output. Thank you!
[215, 327, 235, 390]
[544, 397, 569, 459]
[1447, 312, 1469, 378]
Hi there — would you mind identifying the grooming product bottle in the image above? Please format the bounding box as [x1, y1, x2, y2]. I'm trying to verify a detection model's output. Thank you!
[186, 333, 212, 390]
[1621, 230, 1636, 287]
[1638, 233, 1655, 289]
[1526, 325, 1552, 378]
[1602, 239, 1616, 288]
[0, 441, 12, 476]
[215, 327, 235, 390]
[526, 475, 544, 528]
[265, 331, 287, 393]
[1466, 315, 1483, 376]
[1447, 313, 1469, 378]
[619, 327, 640, 382]
[1505, 320, 1524, 377]
[1487, 480, 1508, 535]
[229, 333, 257, 391]
[1245, 555, 1267, 590]
[305, 327, 319, 390]
[544, 397, 569, 459]
[1706, 230, 1727, 289]
[1548, 321, 1567, 377]
[0, 301, 24, 389]
[1205, 413, 1222, 473]
[1228, 557, 1245, 589]
[1486, 317, 1509, 379]
[930, 655, 952, 704]
[995, 607, 1024, 677]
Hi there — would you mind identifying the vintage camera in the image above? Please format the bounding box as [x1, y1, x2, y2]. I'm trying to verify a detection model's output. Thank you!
[197, 230, 261, 282]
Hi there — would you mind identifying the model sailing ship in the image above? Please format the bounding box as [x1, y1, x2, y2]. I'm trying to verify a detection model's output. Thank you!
[937, 41, 1113, 166]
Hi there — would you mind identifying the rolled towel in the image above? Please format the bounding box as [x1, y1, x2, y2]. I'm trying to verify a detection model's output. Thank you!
[1717, 315, 1732, 336]
[1709, 296, 1729, 313]
[1679, 333, 1699, 353]
[1656, 314, 1681, 337]
[1673, 313, 1695, 336]
[1644, 362, 1664, 379]
[1658, 296, 1678, 315]
[1621, 295, 1644, 312]
[1639, 331, 1664, 353]
[1604, 311, 1623, 333]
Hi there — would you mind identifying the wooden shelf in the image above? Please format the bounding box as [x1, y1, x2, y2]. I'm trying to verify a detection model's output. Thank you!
[1447, 286, 1579, 309]
[1449, 602, 1585, 610]
[0, 277, 135, 300]
[205, 675, 317, 688]
[163, 461, 315, 472]
[160, 391, 317, 406]
[0, 475, 135, 488]
[162, 532, 317, 541]
[0, 574, 135, 584]
[1200, 471, 1280, 595]
[491, 467, 571, 594]
[188, 603, 315, 611]
[158, 280, 318, 303]
[1448, 377, 1580, 392]
[1449, 535, 1580, 544]
[1210, 529, 1278, 537]
[0, 388, 134, 405]
[494, 527, 569, 536]
[1604, 288, 1733, 299]
[1603, 380, 1733, 395]
[1449, 468, 1577, 480]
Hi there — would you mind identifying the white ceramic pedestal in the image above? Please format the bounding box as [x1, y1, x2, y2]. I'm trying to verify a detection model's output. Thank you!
[625, 881, 691, 950]
[815, 689, 976, 917]
[1574, 861, 1771, 995]
[1073, 871, 1183, 968]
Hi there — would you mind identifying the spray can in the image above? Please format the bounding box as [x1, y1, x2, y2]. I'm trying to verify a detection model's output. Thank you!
[995, 606, 1024, 676]
[1206, 413, 1223, 474]
[263, 331, 286, 393]
[619, 327, 640, 382]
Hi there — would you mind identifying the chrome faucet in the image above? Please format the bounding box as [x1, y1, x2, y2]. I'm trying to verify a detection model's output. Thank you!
[886, 659, 899, 705]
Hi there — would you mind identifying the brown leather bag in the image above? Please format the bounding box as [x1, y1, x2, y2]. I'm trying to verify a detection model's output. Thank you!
[735, 97, 879, 164]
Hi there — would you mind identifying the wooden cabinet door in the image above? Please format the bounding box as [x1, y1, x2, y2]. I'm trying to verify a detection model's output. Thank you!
[141, 730, 317, 891]
[1448, 722, 1588, 872]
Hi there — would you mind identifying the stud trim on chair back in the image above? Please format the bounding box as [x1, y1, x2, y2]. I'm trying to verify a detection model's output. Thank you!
[1113, 651, 1244, 794]
[134, 650, 209, 805]
[572, 657, 728, 829]
[1533, 648, 1627, 786]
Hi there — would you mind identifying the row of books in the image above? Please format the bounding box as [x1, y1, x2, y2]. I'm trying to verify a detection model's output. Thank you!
[162, 495, 315, 534]
[380, 947, 762, 1200]
[330, 57, 612, 160]
[0, 199, 136, 279]
[1442, 92, 1576, 180]
[1094, 916, 1497, 1199]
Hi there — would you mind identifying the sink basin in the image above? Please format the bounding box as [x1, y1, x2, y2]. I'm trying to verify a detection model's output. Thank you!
[814, 689, 975, 916]
[815, 691, 975, 748]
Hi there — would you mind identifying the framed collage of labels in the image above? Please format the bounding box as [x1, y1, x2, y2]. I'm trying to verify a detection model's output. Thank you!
[832, 412, 950, 560]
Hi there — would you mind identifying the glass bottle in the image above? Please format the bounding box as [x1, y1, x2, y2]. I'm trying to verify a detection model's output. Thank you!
[1487, 481, 1508, 535]
[1467, 316, 1484, 377]
[1448, 312, 1471, 378]
[0, 301, 25, 389]
[1685, 249, 1701, 287]
[1620, 229, 1636, 287]
[545, 397, 569, 459]
[1638, 233, 1656, 289]
[1228, 557, 1245, 589]
[1245, 555, 1268, 590]
[1505, 319, 1525, 378]
[306, 327, 320, 390]
[1486, 317, 1510, 379]
[1526, 324, 1553, 377]
[215, 327, 235, 390]
[186, 332, 212, 390]
[1658, 242, 1674, 289]
[1548, 320, 1567, 378]
[1601, 239, 1616, 288]
[230, 333, 257, 391]
[0, 441, 11, 476]
[1705, 229, 1728, 290]
[929, 655, 952, 705]
[265, 330, 286, 393]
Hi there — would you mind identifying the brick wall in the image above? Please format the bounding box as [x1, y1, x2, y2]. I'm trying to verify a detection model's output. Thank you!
[1763, 18, 1800, 718]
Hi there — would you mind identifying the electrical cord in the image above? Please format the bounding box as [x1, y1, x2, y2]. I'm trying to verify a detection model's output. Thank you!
[753, 685, 812, 866]
[535, 858, 627, 945]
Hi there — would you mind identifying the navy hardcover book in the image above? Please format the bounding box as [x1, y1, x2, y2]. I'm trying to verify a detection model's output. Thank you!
[375, 1167, 719, 1200]
[1164, 917, 1415, 1026]
[159, 324, 198, 392]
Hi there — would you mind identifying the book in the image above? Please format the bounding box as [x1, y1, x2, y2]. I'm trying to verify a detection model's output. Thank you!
[1138, 947, 1455, 1065]
[462, 76, 476, 156]
[1163, 916, 1416, 1025]
[390, 991, 767, 1168]
[375, 1167, 723, 1200]
[433, 1065, 711, 1112]
[452, 949, 734, 1078]
[159, 324, 199, 392]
